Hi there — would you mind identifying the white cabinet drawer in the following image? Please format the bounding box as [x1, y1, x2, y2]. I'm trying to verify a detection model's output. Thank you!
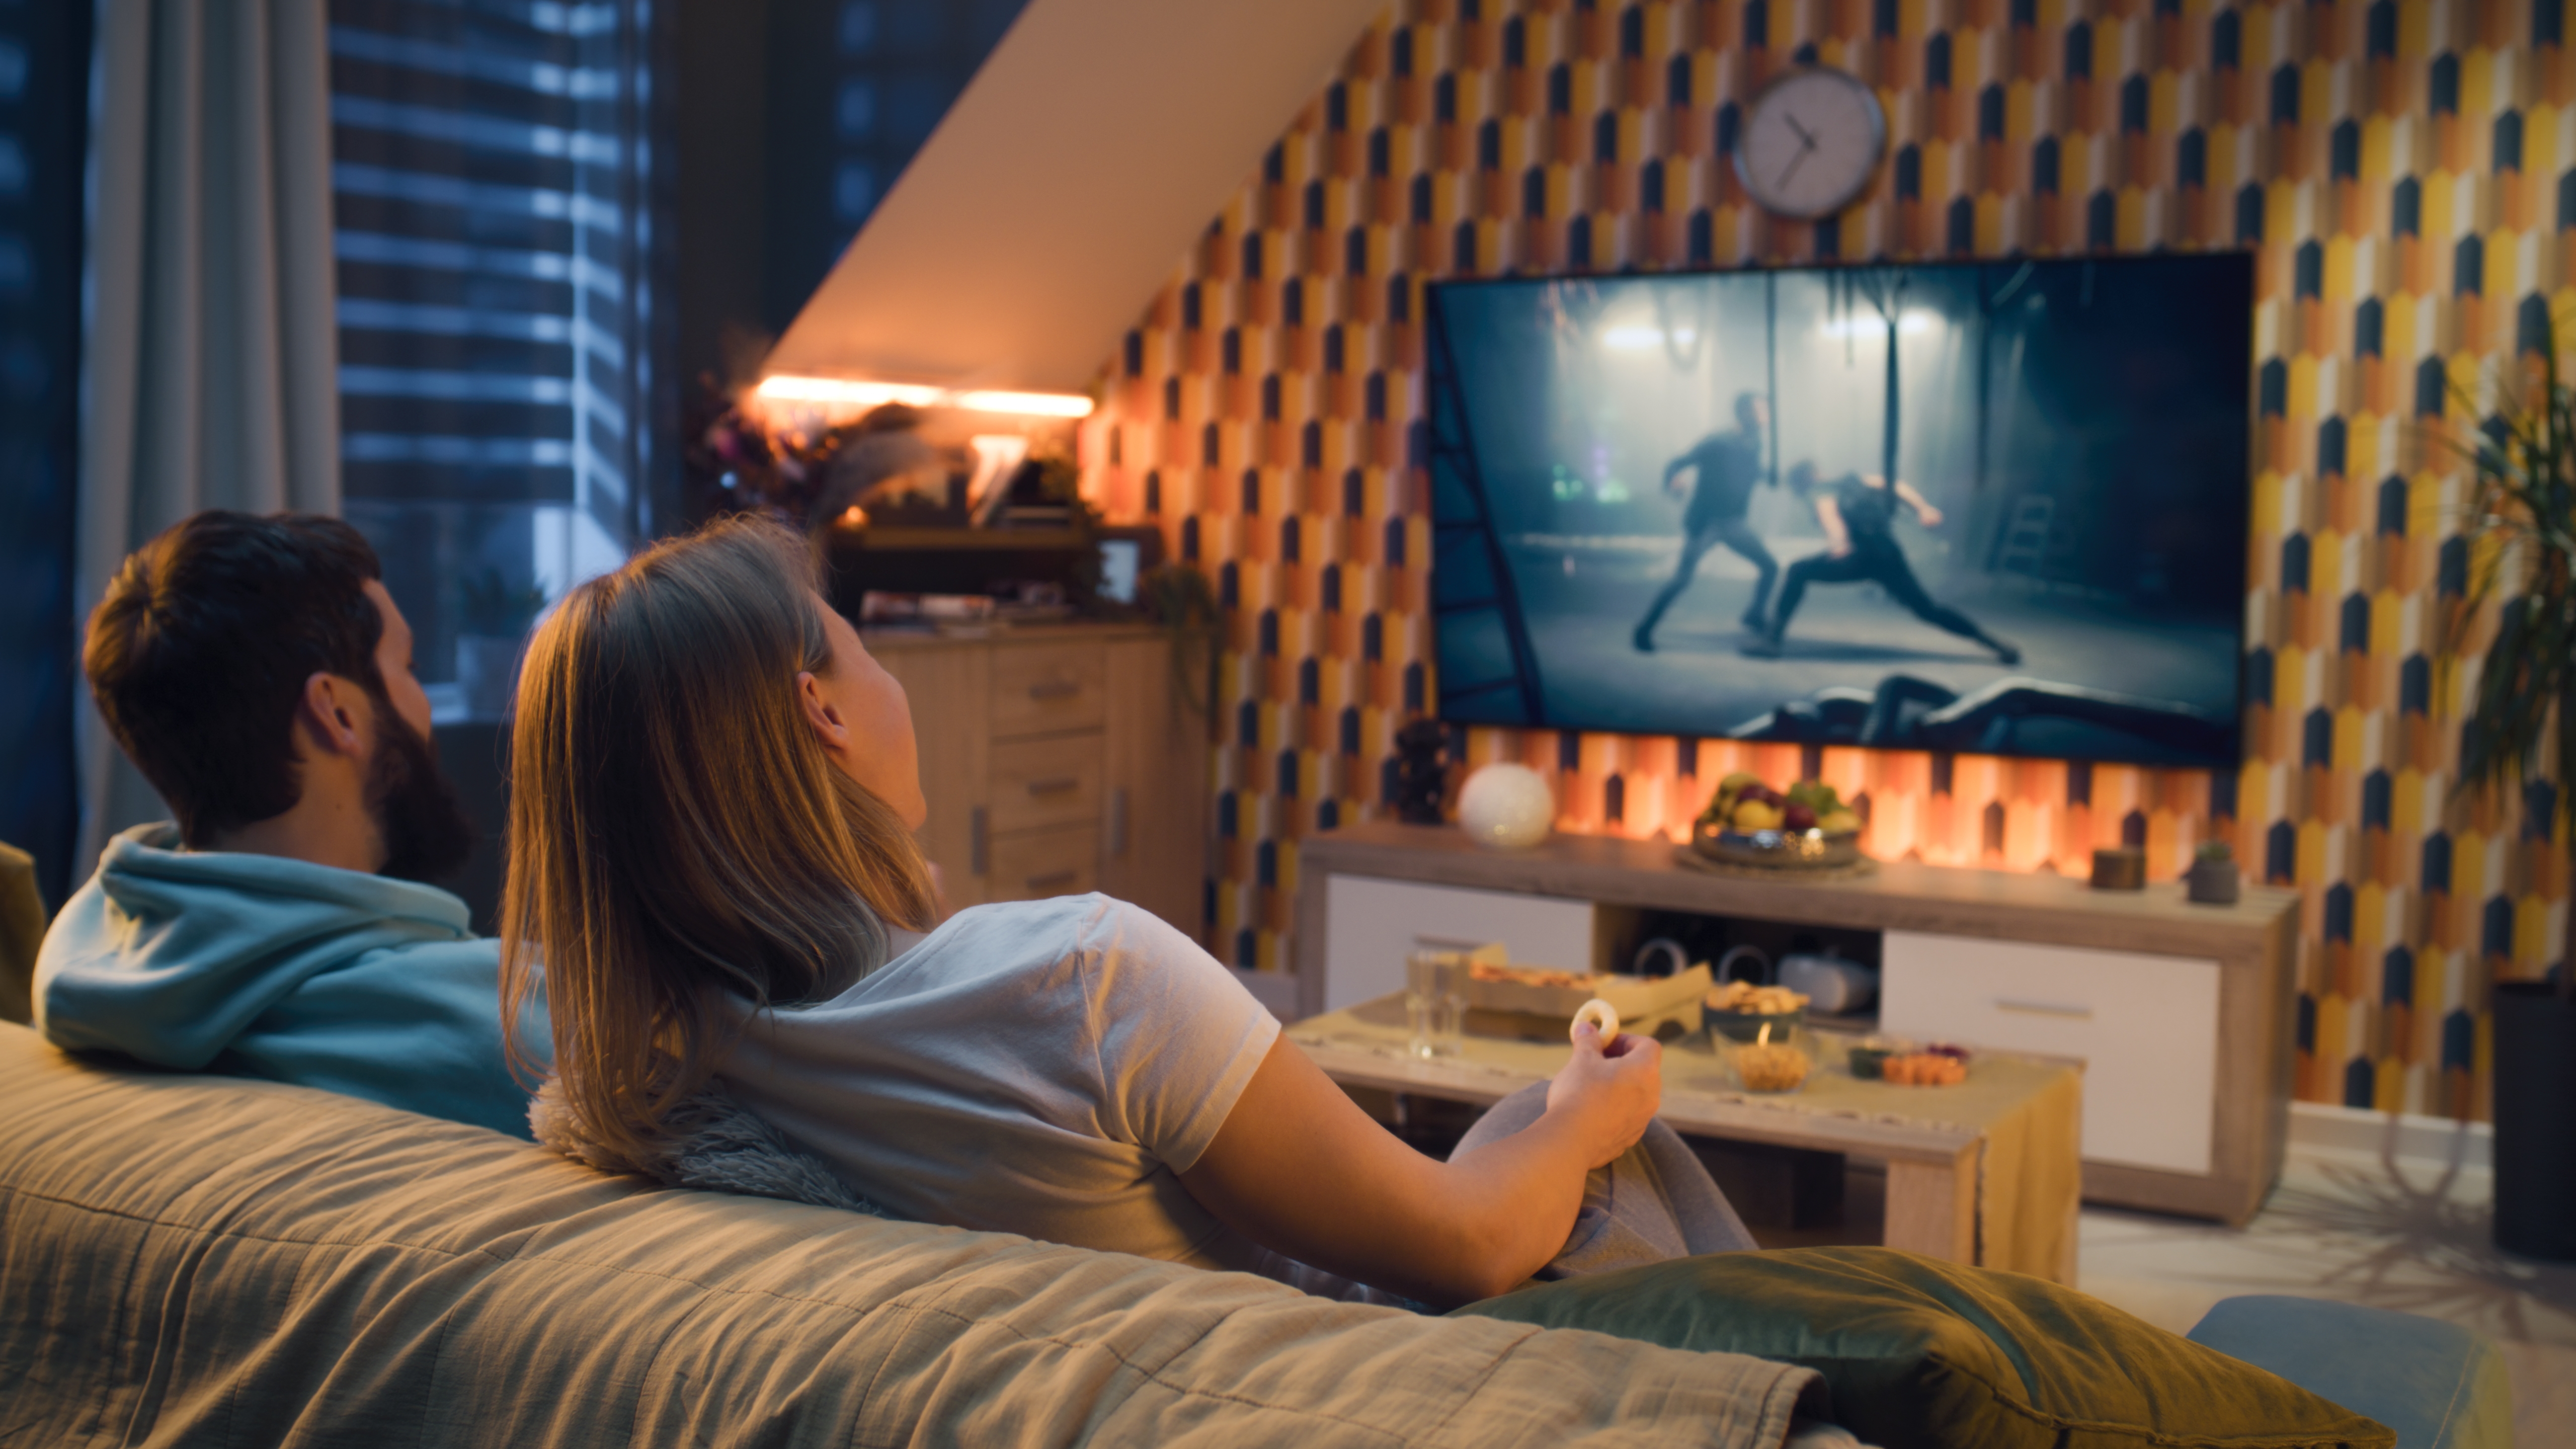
[1322, 875, 1594, 1014]
[1880, 931, 2219, 1177]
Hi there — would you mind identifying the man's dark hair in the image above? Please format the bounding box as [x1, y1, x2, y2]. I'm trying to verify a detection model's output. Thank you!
[87, 511, 388, 847]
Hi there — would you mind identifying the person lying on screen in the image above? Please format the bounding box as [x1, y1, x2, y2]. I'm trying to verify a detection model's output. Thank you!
[1743, 462, 2021, 667]
[505, 516, 1755, 1308]
[1633, 390, 1777, 652]
[34, 511, 544, 1137]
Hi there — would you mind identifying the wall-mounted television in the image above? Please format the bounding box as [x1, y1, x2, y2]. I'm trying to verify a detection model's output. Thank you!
[1425, 254, 2254, 771]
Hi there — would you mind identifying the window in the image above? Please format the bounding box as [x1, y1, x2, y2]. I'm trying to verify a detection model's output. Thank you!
[326, 0, 663, 719]
[0, 2, 87, 901]
[823, 0, 1030, 233]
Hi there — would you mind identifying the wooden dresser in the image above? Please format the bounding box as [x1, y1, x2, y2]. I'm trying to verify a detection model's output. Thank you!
[868, 622, 1207, 945]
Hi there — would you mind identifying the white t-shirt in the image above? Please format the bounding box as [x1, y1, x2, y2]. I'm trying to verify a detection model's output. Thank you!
[716, 893, 1282, 1268]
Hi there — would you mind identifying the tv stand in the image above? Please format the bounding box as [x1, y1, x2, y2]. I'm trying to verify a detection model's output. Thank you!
[1293, 821, 2300, 1224]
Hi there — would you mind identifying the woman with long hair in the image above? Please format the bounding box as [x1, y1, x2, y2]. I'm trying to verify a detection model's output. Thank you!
[503, 516, 1745, 1307]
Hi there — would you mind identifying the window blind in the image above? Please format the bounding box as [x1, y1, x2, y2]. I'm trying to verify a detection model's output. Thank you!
[328, 0, 662, 712]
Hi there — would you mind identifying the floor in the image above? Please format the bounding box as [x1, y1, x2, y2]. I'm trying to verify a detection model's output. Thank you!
[2075, 1115, 2573, 1449]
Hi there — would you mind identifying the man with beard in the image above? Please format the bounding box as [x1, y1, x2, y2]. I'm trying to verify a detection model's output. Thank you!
[1632, 391, 1778, 652]
[34, 512, 545, 1136]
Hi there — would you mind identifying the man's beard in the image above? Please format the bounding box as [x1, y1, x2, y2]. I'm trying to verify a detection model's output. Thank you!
[366, 704, 477, 884]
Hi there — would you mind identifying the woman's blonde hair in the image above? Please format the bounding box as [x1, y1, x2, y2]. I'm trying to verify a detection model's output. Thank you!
[500, 514, 935, 1169]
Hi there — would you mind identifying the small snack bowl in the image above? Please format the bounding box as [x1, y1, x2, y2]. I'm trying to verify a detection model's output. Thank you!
[1850, 1036, 1971, 1086]
[1843, 1034, 1912, 1080]
[1721, 1022, 1814, 1095]
[1704, 979, 1809, 1045]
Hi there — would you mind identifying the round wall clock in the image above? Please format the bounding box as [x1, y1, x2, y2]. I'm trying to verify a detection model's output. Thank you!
[1732, 67, 1888, 220]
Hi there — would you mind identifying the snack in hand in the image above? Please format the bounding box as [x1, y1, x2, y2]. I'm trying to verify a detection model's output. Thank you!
[1571, 998, 1620, 1044]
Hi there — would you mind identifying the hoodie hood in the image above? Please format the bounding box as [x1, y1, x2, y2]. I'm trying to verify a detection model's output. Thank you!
[35, 823, 542, 1138]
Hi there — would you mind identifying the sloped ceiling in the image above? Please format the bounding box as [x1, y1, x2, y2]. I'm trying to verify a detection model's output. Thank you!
[763, 0, 1392, 394]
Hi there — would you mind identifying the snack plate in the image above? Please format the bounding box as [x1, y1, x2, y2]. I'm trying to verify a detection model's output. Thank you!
[1690, 820, 1864, 869]
[1463, 961, 1712, 1021]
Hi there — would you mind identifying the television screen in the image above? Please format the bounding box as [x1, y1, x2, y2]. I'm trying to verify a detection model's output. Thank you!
[1425, 255, 2253, 770]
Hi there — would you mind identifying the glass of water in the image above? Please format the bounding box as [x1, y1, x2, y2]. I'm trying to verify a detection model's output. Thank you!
[1405, 949, 1468, 1060]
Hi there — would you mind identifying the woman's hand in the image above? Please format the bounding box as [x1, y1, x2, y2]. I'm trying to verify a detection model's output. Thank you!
[1544, 1025, 1664, 1169]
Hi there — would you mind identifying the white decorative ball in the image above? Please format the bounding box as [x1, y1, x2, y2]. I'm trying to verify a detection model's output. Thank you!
[1458, 763, 1555, 850]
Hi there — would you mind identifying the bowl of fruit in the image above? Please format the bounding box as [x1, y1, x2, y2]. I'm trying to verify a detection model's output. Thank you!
[1691, 772, 1864, 869]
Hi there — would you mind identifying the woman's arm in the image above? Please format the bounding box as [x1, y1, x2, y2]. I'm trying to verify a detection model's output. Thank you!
[1176, 1023, 1662, 1307]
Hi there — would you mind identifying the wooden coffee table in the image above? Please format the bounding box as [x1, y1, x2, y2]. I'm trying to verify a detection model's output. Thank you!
[1286, 995, 2084, 1284]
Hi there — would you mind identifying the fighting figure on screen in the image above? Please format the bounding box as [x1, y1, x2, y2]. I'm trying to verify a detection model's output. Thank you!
[1632, 391, 1777, 653]
[1742, 462, 2020, 667]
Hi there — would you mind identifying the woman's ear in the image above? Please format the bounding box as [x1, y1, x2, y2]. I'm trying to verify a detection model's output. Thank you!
[798, 670, 852, 756]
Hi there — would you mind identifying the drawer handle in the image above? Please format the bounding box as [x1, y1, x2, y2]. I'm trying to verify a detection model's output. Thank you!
[1026, 776, 1081, 796]
[1995, 998, 2094, 1020]
[1108, 786, 1131, 857]
[1027, 680, 1082, 700]
[1026, 869, 1079, 891]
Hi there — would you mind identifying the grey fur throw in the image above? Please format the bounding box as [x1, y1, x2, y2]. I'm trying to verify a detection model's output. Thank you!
[528, 1076, 884, 1218]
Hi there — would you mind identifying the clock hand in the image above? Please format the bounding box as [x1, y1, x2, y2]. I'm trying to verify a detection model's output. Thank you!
[1776, 145, 1812, 191]
[1783, 112, 1819, 150]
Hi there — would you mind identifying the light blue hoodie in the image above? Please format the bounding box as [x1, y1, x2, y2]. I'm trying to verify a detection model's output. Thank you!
[34, 823, 545, 1138]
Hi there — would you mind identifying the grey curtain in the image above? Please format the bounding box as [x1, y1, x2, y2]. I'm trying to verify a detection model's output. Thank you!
[76, 0, 341, 877]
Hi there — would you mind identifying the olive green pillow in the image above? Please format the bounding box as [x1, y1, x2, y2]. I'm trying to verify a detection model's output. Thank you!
[1452, 1248, 2392, 1449]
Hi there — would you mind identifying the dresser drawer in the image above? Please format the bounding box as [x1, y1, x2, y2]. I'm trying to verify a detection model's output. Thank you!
[1880, 931, 2219, 1176]
[989, 733, 1102, 834]
[990, 641, 1106, 737]
[988, 824, 1099, 902]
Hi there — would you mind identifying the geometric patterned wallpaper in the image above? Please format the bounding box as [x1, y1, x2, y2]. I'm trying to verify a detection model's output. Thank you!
[1076, 0, 2576, 1121]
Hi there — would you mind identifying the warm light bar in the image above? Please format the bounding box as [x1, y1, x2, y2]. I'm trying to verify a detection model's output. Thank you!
[951, 388, 1096, 418]
[754, 375, 1093, 418]
[753, 376, 942, 407]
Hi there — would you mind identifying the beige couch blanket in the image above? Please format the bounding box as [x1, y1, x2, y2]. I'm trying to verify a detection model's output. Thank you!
[0, 1023, 1819, 1446]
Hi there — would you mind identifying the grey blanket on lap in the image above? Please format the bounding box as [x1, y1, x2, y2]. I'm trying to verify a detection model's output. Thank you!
[1460, 1082, 1761, 1275]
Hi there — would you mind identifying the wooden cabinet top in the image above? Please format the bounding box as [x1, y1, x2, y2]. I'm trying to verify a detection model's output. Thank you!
[1302, 821, 2298, 960]
[859, 620, 1171, 653]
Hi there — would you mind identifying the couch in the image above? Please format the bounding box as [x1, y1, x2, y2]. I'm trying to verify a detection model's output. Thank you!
[0, 1021, 1823, 1446]
[1, 1015, 2508, 1447]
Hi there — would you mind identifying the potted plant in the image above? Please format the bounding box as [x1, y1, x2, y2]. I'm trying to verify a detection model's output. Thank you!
[1140, 562, 1218, 720]
[456, 569, 551, 722]
[2186, 839, 2239, 905]
[2449, 319, 2576, 1262]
